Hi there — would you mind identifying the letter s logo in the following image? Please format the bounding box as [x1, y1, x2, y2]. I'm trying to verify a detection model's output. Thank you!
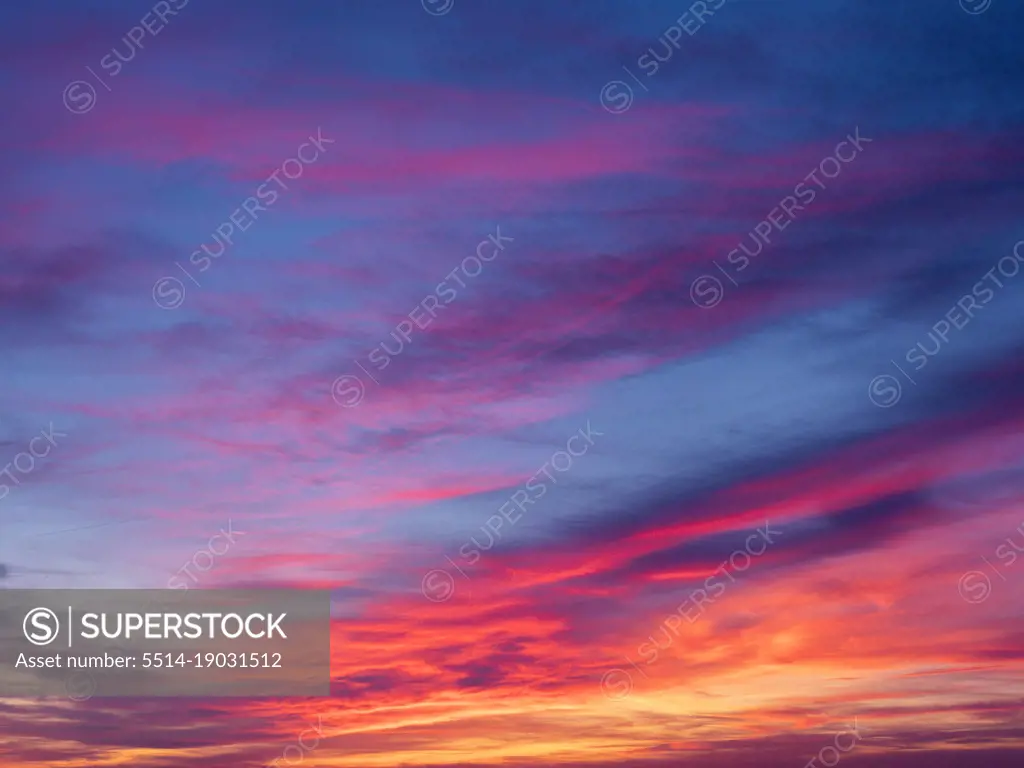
[23, 608, 60, 646]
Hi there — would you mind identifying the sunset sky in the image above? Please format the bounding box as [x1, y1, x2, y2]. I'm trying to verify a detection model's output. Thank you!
[1, 0, 1024, 766]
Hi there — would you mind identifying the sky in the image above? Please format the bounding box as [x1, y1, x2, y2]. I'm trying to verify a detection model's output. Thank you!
[1, 0, 1024, 765]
